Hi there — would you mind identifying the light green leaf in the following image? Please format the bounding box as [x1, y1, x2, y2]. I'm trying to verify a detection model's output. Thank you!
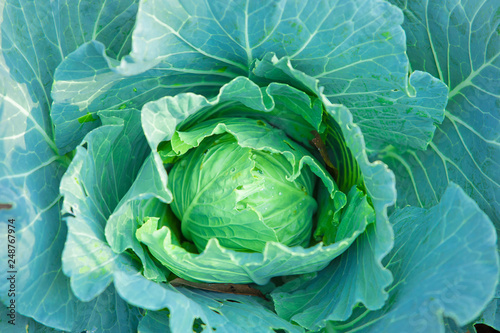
[169, 130, 317, 252]
[137, 207, 367, 284]
[141, 76, 327, 222]
[167, 117, 337, 252]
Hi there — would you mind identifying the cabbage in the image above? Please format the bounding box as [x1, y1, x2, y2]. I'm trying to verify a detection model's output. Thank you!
[1, 0, 498, 332]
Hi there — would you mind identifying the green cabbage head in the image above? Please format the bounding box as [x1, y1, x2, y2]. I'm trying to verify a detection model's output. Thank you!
[168, 127, 318, 253]
[132, 85, 370, 284]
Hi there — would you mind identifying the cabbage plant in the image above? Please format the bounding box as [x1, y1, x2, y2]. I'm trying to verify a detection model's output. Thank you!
[0, 0, 499, 332]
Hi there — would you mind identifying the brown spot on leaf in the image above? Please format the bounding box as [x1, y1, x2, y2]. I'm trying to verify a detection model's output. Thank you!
[0, 203, 13, 210]
[170, 278, 268, 300]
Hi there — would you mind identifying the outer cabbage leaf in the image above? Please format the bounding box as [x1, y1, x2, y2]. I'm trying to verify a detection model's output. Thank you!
[105, 155, 173, 282]
[2, 0, 137, 110]
[383, 0, 499, 225]
[51, 40, 232, 154]
[0, 0, 141, 330]
[113, 256, 305, 333]
[381, 3, 500, 327]
[57, 107, 200, 331]
[0, 285, 141, 333]
[176, 289, 304, 333]
[478, 288, 500, 331]
[137, 290, 304, 333]
[52, 0, 447, 154]
[5, 0, 139, 156]
[324, 184, 498, 333]
[147, 0, 446, 151]
[137, 311, 172, 333]
[1, 314, 61, 333]
[60, 109, 150, 300]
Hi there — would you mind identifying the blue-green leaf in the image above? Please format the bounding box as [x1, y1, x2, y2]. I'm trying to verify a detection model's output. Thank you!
[266, 1, 448, 151]
[0, 0, 140, 330]
[137, 289, 304, 333]
[51, 40, 231, 154]
[105, 154, 173, 282]
[0, 313, 61, 332]
[137, 311, 172, 333]
[176, 289, 304, 333]
[479, 287, 500, 331]
[327, 184, 498, 332]
[59, 108, 150, 300]
[0, 285, 141, 333]
[383, 0, 500, 225]
[53, 0, 447, 154]
[1, 0, 137, 111]
[114, 256, 304, 333]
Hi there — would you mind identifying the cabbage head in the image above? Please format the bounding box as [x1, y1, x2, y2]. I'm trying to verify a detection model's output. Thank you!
[167, 124, 318, 253]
